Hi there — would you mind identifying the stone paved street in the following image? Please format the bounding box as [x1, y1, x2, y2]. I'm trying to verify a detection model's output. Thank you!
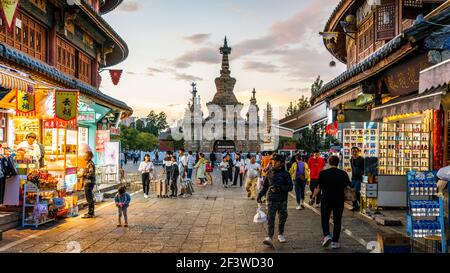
[0, 165, 387, 253]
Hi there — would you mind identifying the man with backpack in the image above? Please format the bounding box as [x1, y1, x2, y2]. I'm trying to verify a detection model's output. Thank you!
[289, 155, 310, 210]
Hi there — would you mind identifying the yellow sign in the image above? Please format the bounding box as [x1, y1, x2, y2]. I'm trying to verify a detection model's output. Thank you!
[16, 89, 35, 116]
[55, 91, 78, 121]
[0, 0, 19, 33]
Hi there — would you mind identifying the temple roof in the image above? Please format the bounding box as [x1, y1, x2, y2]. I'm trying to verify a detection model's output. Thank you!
[0, 42, 132, 115]
[312, 5, 450, 103]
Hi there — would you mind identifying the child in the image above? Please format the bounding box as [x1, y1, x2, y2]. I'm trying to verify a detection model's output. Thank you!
[205, 160, 213, 185]
[219, 156, 230, 188]
[115, 186, 131, 227]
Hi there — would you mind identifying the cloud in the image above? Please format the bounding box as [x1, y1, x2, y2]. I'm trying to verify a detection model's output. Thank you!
[172, 47, 219, 69]
[232, 0, 336, 59]
[184, 34, 211, 44]
[174, 72, 203, 82]
[126, 71, 137, 75]
[242, 61, 279, 73]
[146, 67, 164, 76]
[118, 2, 142, 12]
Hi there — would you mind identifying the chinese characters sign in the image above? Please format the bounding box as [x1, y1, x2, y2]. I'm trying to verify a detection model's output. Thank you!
[55, 91, 78, 122]
[16, 89, 35, 116]
[382, 54, 430, 96]
[78, 111, 96, 123]
[0, 0, 19, 33]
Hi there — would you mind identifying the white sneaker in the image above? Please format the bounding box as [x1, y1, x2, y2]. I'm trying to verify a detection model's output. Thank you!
[322, 235, 332, 248]
[278, 235, 287, 243]
[296, 205, 301, 210]
[314, 204, 320, 208]
[144, 194, 148, 199]
[263, 237, 274, 247]
[332, 242, 341, 249]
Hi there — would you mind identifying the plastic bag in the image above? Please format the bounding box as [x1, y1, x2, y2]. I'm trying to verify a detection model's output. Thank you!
[253, 205, 267, 224]
[437, 166, 450, 181]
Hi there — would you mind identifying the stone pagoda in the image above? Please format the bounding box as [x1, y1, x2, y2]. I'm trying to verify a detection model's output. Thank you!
[183, 37, 263, 153]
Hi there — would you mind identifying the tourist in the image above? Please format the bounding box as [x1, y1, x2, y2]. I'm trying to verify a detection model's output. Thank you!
[261, 151, 273, 179]
[289, 155, 310, 210]
[133, 151, 139, 165]
[220, 156, 230, 188]
[138, 154, 154, 199]
[170, 156, 180, 198]
[350, 147, 364, 211]
[209, 152, 216, 168]
[194, 153, 207, 186]
[311, 156, 351, 250]
[205, 160, 214, 185]
[120, 152, 125, 168]
[178, 148, 188, 183]
[258, 154, 293, 247]
[233, 153, 245, 187]
[79, 151, 96, 219]
[308, 150, 326, 208]
[185, 151, 195, 182]
[245, 155, 260, 200]
[124, 151, 128, 165]
[115, 186, 131, 227]
[227, 154, 234, 186]
[163, 152, 173, 187]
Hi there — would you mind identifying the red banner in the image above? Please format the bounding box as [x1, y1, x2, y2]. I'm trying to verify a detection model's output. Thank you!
[326, 122, 338, 136]
[109, 70, 123, 86]
[44, 118, 78, 130]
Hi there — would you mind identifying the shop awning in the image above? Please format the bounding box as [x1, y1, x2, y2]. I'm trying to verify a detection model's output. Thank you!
[371, 86, 447, 121]
[279, 102, 328, 131]
[0, 65, 35, 92]
[329, 85, 362, 109]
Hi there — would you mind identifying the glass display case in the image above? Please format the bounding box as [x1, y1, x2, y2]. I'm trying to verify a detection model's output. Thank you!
[379, 123, 431, 175]
[43, 126, 78, 193]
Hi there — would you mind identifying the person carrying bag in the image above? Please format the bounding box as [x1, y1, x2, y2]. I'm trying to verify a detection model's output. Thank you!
[289, 155, 310, 210]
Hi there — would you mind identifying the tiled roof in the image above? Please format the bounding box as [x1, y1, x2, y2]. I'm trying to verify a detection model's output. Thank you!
[0, 43, 132, 113]
[312, 6, 450, 102]
[80, 1, 129, 67]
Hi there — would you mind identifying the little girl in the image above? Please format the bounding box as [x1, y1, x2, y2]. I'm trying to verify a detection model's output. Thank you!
[115, 186, 131, 227]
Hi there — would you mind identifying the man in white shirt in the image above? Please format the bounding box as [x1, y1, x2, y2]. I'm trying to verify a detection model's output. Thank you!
[186, 151, 196, 182]
[17, 133, 41, 163]
[245, 155, 261, 200]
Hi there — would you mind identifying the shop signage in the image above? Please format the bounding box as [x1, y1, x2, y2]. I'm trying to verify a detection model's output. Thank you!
[0, 0, 19, 33]
[16, 89, 35, 116]
[55, 91, 78, 122]
[96, 130, 110, 152]
[382, 54, 430, 96]
[326, 122, 339, 136]
[110, 127, 121, 136]
[109, 70, 123, 86]
[78, 111, 96, 123]
[355, 94, 374, 107]
[44, 118, 78, 129]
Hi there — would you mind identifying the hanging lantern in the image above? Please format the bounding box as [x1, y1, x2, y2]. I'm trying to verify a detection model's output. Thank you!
[109, 69, 123, 86]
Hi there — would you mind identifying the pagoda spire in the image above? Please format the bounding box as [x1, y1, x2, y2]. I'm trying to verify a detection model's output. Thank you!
[220, 36, 232, 75]
[250, 88, 257, 105]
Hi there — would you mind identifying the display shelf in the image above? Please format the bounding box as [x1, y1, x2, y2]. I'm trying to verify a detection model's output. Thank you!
[379, 123, 431, 176]
[22, 183, 57, 228]
[406, 171, 446, 253]
[342, 123, 378, 174]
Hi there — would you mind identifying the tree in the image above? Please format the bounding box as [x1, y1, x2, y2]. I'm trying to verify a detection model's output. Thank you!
[285, 95, 311, 117]
[135, 132, 159, 151]
[311, 75, 323, 96]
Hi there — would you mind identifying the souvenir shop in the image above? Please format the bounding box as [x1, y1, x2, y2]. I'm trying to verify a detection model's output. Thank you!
[0, 66, 84, 227]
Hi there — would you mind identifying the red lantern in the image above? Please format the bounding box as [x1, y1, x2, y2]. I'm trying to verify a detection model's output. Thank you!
[109, 70, 123, 86]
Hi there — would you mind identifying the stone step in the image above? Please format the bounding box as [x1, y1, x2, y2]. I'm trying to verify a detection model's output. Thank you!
[0, 212, 21, 232]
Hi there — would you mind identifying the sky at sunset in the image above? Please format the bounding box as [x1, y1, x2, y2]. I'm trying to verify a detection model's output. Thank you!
[99, 0, 346, 125]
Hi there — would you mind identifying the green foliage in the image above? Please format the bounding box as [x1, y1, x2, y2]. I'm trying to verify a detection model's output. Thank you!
[119, 110, 169, 150]
[285, 76, 323, 118]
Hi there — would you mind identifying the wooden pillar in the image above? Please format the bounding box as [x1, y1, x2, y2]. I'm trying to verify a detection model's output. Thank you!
[48, 14, 57, 66]
[91, 60, 99, 88]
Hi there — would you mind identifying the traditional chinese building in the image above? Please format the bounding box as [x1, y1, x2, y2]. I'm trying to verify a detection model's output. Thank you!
[183, 38, 265, 153]
[0, 1, 132, 210]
